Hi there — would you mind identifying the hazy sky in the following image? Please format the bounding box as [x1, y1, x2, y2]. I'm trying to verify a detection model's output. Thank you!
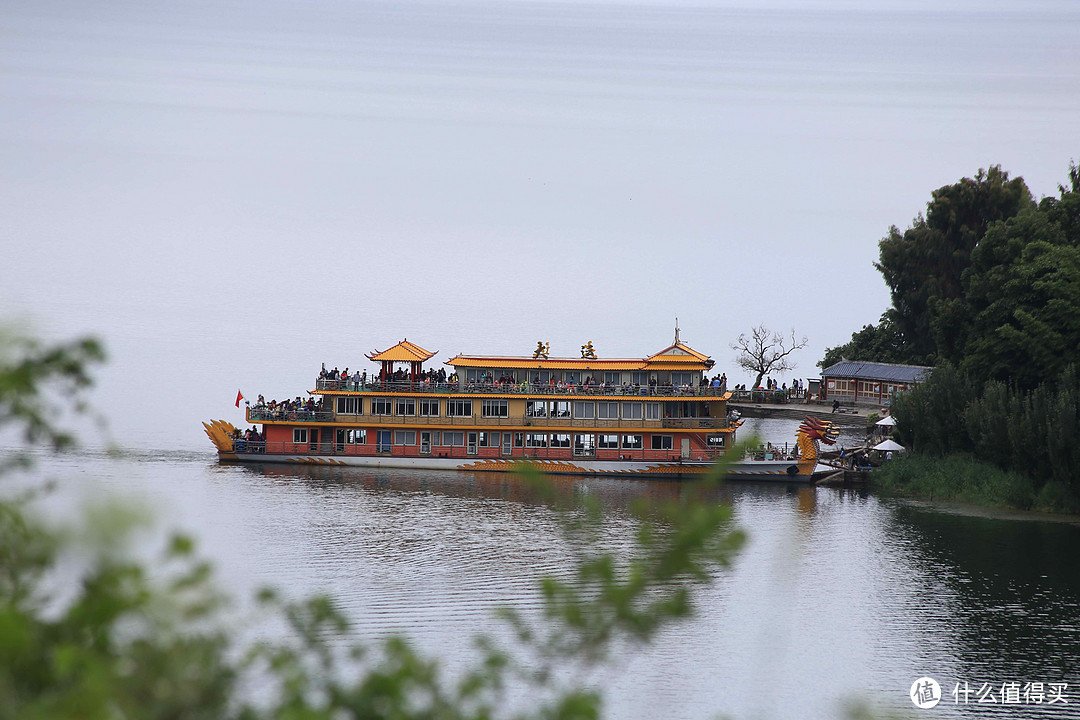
[3, 0, 1079, 450]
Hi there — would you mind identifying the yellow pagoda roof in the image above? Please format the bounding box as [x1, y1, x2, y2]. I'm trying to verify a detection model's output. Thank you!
[366, 339, 436, 363]
[643, 342, 711, 364]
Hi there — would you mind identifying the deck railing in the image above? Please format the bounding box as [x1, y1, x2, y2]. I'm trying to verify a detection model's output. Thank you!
[314, 378, 730, 398]
[248, 407, 731, 429]
[247, 408, 334, 423]
[728, 388, 808, 403]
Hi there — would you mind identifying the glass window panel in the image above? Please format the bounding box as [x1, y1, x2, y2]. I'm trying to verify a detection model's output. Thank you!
[482, 399, 508, 418]
[597, 402, 618, 419]
[573, 401, 594, 419]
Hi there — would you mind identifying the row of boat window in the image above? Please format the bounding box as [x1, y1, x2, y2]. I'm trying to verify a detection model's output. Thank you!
[465, 369, 698, 386]
[296, 427, 696, 451]
[335, 396, 669, 420]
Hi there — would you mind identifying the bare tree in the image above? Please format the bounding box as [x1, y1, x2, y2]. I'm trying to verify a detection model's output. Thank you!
[731, 325, 809, 389]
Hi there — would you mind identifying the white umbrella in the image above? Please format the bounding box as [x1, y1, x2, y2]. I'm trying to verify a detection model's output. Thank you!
[872, 439, 905, 451]
[875, 415, 898, 426]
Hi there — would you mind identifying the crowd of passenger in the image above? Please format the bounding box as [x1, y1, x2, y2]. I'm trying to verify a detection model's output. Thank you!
[729, 377, 808, 398]
[232, 425, 265, 452]
[311, 363, 738, 396]
[466, 372, 731, 396]
[249, 394, 327, 420]
[318, 365, 456, 390]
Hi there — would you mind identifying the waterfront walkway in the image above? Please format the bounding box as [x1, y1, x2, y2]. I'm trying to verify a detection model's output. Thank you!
[729, 400, 876, 424]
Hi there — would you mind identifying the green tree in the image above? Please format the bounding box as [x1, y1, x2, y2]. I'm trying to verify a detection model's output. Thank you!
[960, 162, 1080, 390]
[875, 166, 1033, 365]
[818, 315, 906, 370]
[891, 362, 975, 457]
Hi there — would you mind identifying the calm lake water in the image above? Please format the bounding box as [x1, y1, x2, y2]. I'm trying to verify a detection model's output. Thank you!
[17, 417, 1080, 719]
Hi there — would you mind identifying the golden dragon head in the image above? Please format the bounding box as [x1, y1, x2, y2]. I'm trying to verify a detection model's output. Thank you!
[797, 416, 840, 446]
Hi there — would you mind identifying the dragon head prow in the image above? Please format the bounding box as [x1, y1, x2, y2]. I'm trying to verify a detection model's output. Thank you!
[204, 419, 238, 452]
[797, 415, 839, 445]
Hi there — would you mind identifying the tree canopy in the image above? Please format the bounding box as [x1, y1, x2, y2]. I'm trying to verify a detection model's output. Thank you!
[960, 164, 1080, 391]
[816, 314, 906, 371]
[820, 162, 1080, 388]
[874, 165, 1034, 366]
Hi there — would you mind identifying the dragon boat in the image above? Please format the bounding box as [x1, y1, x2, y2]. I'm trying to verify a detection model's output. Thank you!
[204, 337, 839, 481]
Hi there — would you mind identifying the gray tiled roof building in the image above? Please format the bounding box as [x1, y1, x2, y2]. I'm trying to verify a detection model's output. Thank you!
[821, 360, 931, 405]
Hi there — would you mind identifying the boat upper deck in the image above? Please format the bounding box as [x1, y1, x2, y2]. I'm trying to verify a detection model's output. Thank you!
[314, 378, 730, 398]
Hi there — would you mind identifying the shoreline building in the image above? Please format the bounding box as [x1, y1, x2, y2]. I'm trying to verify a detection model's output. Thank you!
[820, 360, 931, 407]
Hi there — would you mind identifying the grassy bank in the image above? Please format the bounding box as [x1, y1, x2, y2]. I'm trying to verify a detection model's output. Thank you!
[872, 453, 1080, 514]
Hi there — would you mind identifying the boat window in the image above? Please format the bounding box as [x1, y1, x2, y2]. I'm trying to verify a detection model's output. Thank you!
[621, 402, 643, 419]
[563, 372, 581, 384]
[442, 431, 464, 447]
[551, 433, 571, 448]
[395, 398, 415, 416]
[622, 434, 643, 449]
[478, 432, 500, 447]
[482, 399, 508, 418]
[551, 401, 571, 418]
[348, 429, 367, 444]
[597, 402, 618, 419]
[645, 403, 661, 420]
[371, 398, 392, 415]
[526, 401, 548, 417]
[292, 428, 308, 444]
[336, 397, 363, 415]
[394, 430, 416, 446]
[448, 399, 473, 417]
[599, 434, 619, 448]
[573, 434, 595, 455]
[631, 372, 650, 386]
[573, 401, 594, 419]
[419, 399, 440, 417]
[651, 435, 673, 450]
[603, 372, 621, 385]
[525, 433, 547, 447]
[671, 372, 694, 386]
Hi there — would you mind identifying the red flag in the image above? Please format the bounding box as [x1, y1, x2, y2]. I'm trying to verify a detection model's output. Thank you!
[235, 390, 245, 408]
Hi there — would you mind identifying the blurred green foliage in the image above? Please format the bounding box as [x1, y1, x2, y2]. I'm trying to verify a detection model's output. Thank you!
[0, 326, 757, 720]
